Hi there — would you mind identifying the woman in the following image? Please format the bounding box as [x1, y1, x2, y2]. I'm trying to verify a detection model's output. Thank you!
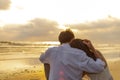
[70, 39, 113, 80]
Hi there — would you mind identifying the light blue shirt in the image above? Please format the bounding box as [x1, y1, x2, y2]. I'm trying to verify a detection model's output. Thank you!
[40, 43, 105, 80]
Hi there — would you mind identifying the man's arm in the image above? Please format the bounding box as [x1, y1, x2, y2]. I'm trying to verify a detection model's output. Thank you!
[96, 50, 107, 67]
[44, 63, 50, 80]
[76, 50, 105, 73]
[39, 48, 52, 80]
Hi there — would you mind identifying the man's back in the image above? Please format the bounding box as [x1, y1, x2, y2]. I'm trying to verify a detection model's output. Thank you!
[49, 44, 84, 80]
[40, 44, 105, 80]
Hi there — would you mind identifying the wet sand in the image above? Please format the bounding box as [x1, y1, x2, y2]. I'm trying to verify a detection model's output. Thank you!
[0, 64, 46, 80]
[107, 59, 120, 80]
[0, 59, 120, 80]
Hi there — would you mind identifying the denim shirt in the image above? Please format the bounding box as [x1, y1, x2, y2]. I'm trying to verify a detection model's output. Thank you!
[40, 43, 105, 80]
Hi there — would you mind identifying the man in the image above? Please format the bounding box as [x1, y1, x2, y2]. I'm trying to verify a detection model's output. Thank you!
[41, 29, 75, 80]
[40, 29, 105, 80]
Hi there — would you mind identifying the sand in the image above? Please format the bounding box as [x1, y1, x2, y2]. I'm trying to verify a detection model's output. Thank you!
[0, 59, 120, 80]
[107, 59, 120, 80]
[0, 65, 46, 80]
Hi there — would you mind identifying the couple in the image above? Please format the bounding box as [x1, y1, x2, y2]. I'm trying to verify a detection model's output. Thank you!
[40, 29, 113, 80]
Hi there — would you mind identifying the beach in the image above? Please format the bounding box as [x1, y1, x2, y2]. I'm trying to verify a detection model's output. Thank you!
[0, 42, 120, 80]
[0, 58, 119, 80]
[0, 59, 46, 80]
[107, 59, 120, 80]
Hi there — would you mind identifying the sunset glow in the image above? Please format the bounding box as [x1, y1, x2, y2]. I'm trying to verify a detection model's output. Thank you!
[0, 1, 120, 80]
[0, 0, 120, 43]
[1, 0, 120, 26]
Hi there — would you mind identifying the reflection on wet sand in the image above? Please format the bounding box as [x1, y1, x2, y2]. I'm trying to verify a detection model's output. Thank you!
[0, 64, 45, 80]
[0, 58, 46, 80]
[0, 59, 120, 80]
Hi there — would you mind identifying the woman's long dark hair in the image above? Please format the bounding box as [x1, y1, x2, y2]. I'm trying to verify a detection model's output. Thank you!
[70, 39, 97, 61]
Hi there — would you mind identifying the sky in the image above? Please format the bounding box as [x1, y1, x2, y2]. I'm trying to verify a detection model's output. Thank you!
[0, 0, 120, 43]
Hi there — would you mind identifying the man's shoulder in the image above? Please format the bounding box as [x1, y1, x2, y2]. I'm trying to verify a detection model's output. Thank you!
[46, 46, 59, 52]
[66, 47, 86, 55]
[67, 47, 83, 52]
[61, 43, 84, 52]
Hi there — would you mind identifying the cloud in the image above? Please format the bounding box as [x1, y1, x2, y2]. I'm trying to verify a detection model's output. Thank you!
[0, 0, 11, 10]
[0, 17, 120, 44]
[67, 17, 120, 43]
[0, 18, 61, 41]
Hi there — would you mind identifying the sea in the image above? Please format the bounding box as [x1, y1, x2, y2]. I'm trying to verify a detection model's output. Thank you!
[0, 41, 120, 80]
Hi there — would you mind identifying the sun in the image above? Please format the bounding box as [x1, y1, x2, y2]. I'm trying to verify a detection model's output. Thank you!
[57, 25, 68, 30]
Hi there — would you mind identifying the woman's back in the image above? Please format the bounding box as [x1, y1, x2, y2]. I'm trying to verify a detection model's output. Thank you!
[88, 67, 113, 80]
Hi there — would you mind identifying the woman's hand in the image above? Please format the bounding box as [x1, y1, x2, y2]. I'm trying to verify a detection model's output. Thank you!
[82, 39, 95, 52]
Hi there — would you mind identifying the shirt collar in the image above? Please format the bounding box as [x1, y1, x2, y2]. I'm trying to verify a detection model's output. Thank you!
[61, 43, 71, 48]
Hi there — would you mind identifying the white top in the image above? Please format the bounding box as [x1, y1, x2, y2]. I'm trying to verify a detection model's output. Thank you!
[88, 67, 113, 80]
[40, 43, 105, 80]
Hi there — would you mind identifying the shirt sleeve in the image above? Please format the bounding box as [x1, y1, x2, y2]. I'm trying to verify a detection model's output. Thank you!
[39, 48, 52, 64]
[77, 51, 105, 73]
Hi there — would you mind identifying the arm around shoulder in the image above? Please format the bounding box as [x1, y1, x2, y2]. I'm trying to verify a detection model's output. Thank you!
[77, 51, 105, 73]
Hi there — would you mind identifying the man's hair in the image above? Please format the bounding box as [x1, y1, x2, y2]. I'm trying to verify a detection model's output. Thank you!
[58, 29, 75, 44]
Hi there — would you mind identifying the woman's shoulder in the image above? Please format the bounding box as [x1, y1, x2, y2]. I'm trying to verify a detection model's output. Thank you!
[88, 66, 112, 80]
